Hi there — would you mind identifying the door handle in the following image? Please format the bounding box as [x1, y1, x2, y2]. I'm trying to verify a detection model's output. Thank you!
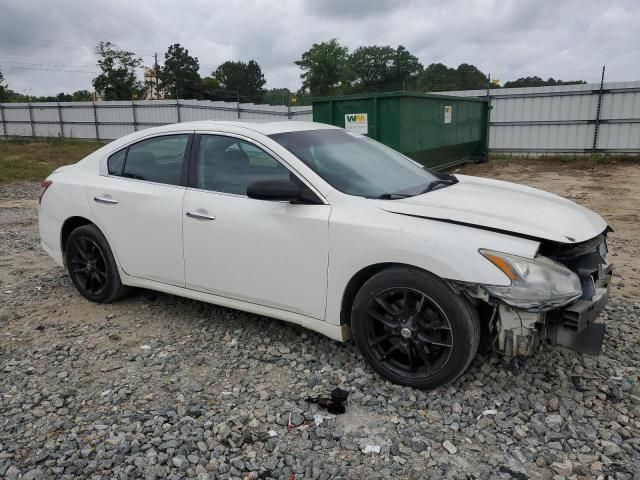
[186, 210, 216, 221]
[94, 196, 119, 205]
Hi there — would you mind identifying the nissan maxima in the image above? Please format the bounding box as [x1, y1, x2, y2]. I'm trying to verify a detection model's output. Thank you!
[38, 121, 612, 389]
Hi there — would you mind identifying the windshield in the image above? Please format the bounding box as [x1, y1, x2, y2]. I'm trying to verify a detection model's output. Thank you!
[269, 129, 439, 198]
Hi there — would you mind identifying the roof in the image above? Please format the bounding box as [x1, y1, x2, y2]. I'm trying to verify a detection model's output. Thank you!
[163, 120, 340, 136]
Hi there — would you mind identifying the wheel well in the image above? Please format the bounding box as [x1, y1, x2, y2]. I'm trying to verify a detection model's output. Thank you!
[340, 262, 403, 326]
[60, 216, 94, 262]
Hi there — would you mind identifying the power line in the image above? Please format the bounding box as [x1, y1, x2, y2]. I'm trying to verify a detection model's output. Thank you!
[0, 65, 97, 74]
[0, 59, 96, 69]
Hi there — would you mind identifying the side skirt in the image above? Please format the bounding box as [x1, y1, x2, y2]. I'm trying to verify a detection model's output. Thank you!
[121, 275, 347, 342]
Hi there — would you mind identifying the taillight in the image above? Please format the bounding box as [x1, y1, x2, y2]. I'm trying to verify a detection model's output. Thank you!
[39, 180, 52, 205]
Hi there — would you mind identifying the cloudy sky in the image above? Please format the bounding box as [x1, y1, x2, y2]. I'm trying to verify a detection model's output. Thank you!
[0, 0, 638, 96]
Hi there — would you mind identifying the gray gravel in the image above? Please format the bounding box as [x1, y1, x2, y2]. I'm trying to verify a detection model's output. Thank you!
[1, 181, 639, 479]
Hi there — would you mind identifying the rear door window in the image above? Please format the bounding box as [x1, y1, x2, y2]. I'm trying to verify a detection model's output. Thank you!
[121, 135, 190, 186]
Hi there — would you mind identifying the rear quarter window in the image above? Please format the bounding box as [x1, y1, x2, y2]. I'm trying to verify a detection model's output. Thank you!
[107, 149, 126, 175]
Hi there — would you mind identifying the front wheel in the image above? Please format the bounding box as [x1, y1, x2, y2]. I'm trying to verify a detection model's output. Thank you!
[65, 224, 129, 303]
[351, 267, 480, 389]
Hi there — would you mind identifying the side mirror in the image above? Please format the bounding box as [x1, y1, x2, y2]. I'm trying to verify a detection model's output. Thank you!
[246, 179, 301, 202]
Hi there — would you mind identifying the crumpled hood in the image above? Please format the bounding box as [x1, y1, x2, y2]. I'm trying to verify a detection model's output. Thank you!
[375, 174, 607, 244]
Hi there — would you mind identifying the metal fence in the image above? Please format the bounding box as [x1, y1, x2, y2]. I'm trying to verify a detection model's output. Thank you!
[2, 81, 640, 153]
[0, 99, 313, 140]
[440, 80, 640, 153]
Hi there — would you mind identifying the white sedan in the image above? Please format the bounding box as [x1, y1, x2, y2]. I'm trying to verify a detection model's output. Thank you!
[39, 121, 612, 389]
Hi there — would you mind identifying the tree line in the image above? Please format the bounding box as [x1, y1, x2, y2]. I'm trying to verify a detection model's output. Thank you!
[0, 39, 586, 104]
[0, 70, 92, 102]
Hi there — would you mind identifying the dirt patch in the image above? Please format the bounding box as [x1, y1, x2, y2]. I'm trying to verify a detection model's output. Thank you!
[458, 158, 640, 300]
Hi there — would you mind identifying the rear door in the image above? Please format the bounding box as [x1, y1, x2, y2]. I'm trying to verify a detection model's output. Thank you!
[86, 133, 192, 286]
[182, 133, 331, 319]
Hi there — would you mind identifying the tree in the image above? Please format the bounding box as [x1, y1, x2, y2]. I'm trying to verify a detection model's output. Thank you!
[348, 45, 395, 91]
[71, 90, 93, 101]
[263, 87, 292, 105]
[418, 63, 458, 91]
[200, 76, 226, 100]
[347, 45, 423, 92]
[503, 76, 586, 88]
[213, 60, 266, 103]
[390, 46, 423, 89]
[159, 43, 203, 99]
[455, 63, 490, 90]
[295, 39, 350, 96]
[92, 41, 143, 100]
[418, 63, 489, 91]
[0, 69, 7, 102]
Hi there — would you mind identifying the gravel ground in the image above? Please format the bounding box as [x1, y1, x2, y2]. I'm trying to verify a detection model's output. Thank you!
[0, 179, 639, 480]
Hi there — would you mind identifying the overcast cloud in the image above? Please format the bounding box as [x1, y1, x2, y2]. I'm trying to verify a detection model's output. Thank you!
[0, 0, 638, 96]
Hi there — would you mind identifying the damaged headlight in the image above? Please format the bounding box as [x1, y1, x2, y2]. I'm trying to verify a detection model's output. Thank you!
[479, 249, 582, 309]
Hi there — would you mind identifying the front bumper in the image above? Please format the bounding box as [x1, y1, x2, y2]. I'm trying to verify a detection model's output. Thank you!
[546, 262, 612, 354]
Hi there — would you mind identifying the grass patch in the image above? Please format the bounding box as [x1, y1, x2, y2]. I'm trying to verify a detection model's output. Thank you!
[0, 138, 107, 182]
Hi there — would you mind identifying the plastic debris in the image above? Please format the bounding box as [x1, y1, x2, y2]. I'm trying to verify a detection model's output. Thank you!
[268, 430, 278, 437]
[139, 345, 151, 350]
[313, 414, 334, 426]
[477, 409, 498, 419]
[363, 444, 381, 454]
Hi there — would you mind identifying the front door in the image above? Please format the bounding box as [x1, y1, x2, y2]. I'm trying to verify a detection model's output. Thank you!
[182, 134, 330, 319]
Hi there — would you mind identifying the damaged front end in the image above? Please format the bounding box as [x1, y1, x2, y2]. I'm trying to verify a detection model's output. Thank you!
[459, 232, 612, 357]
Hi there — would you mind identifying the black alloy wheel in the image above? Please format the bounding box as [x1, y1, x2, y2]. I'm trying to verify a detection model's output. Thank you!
[65, 224, 129, 303]
[365, 287, 453, 379]
[351, 267, 480, 389]
[68, 236, 108, 296]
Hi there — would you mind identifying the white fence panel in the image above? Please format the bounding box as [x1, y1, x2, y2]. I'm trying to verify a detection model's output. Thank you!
[63, 124, 97, 139]
[441, 80, 640, 153]
[61, 103, 95, 123]
[0, 99, 312, 141]
[34, 123, 62, 137]
[4, 87, 635, 152]
[31, 104, 60, 123]
[3, 106, 30, 122]
[135, 101, 179, 125]
[98, 124, 134, 140]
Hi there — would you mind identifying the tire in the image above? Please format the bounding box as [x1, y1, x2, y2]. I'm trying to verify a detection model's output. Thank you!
[65, 224, 129, 303]
[351, 267, 480, 389]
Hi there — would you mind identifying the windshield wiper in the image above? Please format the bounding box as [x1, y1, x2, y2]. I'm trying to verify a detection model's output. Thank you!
[375, 193, 414, 199]
[418, 175, 459, 194]
[374, 173, 458, 199]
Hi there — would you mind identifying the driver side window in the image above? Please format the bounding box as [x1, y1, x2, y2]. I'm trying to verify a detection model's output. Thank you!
[195, 135, 291, 195]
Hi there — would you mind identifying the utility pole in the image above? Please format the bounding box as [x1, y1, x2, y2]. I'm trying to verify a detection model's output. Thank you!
[154, 52, 160, 99]
[592, 65, 606, 151]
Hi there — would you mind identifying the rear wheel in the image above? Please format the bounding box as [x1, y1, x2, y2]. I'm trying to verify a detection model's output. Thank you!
[65, 224, 129, 303]
[351, 267, 479, 389]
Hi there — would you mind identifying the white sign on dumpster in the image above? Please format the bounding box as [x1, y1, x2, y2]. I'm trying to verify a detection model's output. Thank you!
[345, 113, 368, 134]
[444, 105, 452, 124]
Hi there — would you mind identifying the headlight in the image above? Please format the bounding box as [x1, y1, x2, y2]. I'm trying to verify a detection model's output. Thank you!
[479, 249, 582, 309]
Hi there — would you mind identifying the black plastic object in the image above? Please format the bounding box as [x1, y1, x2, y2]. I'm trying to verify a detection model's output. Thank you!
[331, 388, 349, 402]
[327, 402, 346, 414]
[547, 321, 606, 355]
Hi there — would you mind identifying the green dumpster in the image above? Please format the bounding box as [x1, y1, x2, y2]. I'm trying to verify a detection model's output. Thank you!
[312, 91, 490, 170]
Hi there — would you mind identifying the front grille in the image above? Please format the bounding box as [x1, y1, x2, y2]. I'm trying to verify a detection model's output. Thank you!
[543, 231, 610, 302]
